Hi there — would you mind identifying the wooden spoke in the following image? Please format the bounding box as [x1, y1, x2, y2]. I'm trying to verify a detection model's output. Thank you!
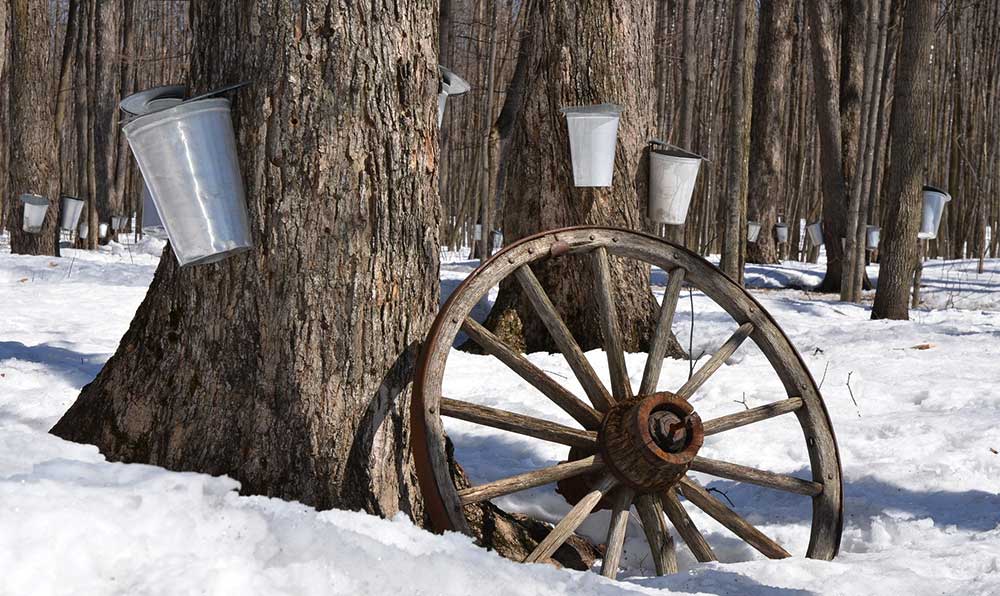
[462, 318, 603, 429]
[660, 488, 716, 562]
[600, 487, 636, 578]
[639, 267, 686, 396]
[690, 456, 823, 496]
[458, 456, 604, 504]
[525, 474, 618, 564]
[678, 477, 791, 559]
[702, 397, 804, 436]
[590, 247, 633, 402]
[676, 322, 754, 400]
[514, 265, 615, 412]
[634, 493, 678, 575]
[440, 398, 597, 450]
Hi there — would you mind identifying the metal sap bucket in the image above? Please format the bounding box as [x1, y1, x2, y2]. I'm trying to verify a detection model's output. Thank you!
[59, 196, 86, 232]
[491, 230, 503, 252]
[775, 222, 789, 244]
[648, 141, 704, 224]
[474, 224, 482, 241]
[19, 194, 49, 234]
[438, 66, 470, 126]
[919, 185, 951, 240]
[140, 183, 168, 239]
[112, 215, 129, 230]
[99, 223, 109, 238]
[747, 221, 762, 243]
[806, 222, 823, 246]
[123, 97, 252, 266]
[561, 104, 623, 187]
[79, 222, 89, 239]
[866, 225, 880, 250]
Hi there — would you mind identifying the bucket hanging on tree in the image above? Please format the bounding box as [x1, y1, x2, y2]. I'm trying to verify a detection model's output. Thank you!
[866, 225, 880, 250]
[561, 104, 623, 187]
[99, 223, 109, 238]
[806, 222, 823, 246]
[59, 196, 86, 232]
[747, 221, 762, 243]
[647, 140, 705, 224]
[438, 66, 470, 126]
[19, 194, 48, 234]
[78, 222, 89, 240]
[918, 185, 951, 240]
[112, 215, 129, 230]
[122, 85, 253, 266]
[775, 222, 789, 244]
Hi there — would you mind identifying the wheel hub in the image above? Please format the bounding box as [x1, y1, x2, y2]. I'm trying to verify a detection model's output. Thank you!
[556, 392, 703, 506]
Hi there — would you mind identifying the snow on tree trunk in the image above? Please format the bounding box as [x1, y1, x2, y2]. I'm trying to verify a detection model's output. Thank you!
[52, 0, 440, 517]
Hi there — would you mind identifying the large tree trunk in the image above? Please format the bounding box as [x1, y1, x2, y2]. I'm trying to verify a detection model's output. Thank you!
[481, 0, 683, 359]
[720, 0, 756, 283]
[872, 0, 937, 319]
[747, 0, 795, 265]
[52, 0, 440, 517]
[6, 0, 59, 256]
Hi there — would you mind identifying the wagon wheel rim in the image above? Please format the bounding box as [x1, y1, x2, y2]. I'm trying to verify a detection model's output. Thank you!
[412, 226, 843, 580]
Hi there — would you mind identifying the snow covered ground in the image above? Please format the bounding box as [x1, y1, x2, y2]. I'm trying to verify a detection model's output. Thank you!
[3, 239, 1000, 595]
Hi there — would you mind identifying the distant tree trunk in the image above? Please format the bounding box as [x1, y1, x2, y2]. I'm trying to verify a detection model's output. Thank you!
[872, 0, 937, 320]
[720, 0, 756, 283]
[52, 0, 440, 517]
[482, 0, 684, 358]
[7, 0, 59, 256]
[0, 0, 8, 225]
[747, 0, 794, 265]
[807, 0, 848, 292]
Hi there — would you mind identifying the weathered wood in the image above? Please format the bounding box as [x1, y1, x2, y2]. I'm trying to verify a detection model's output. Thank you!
[514, 265, 614, 412]
[676, 322, 755, 400]
[459, 456, 604, 504]
[679, 477, 791, 559]
[660, 488, 716, 562]
[639, 267, 686, 396]
[462, 317, 602, 429]
[634, 493, 678, 575]
[440, 398, 597, 450]
[524, 474, 618, 563]
[702, 397, 804, 435]
[591, 247, 634, 402]
[690, 456, 822, 496]
[600, 487, 635, 578]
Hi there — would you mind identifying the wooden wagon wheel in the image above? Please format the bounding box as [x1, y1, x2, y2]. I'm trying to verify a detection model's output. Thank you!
[412, 226, 843, 580]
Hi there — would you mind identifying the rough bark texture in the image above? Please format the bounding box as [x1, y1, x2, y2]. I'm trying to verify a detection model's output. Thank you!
[52, 0, 440, 517]
[872, 0, 937, 320]
[747, 0, 795, 265]
[483, 0, 683, 359]
[807, 0, 848, 292]
[6, 0, 59, 256]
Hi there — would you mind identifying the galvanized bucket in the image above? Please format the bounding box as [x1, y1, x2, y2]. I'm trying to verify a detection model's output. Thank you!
[474, 224, 482, 241]
[561, 104, 623, 187]
[140, 183, 168, 239]
[99, 223, 109, 238]
[491, 230, 503, 252]
[866, 225, 880, 250]
[59, 196, 85, 232]
[79, 222, 89, 240]
[775, 222, 789, 244]
[438, 66, 470, 126]
[648, 142, 704, 224]
[112, 215, 129, 230]
[19, 194, 48, 234]
[806, 222, 823, 246]
[123, 97, 252, 266]
[919, 185, 951, 240]
[747, 221, 762, 243]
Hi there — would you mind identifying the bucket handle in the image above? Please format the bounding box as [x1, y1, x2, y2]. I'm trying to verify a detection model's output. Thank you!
[648, 139, 710, 162]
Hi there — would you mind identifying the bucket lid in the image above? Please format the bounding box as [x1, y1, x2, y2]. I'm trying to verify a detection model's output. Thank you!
[60, 194, 85, 203]
[185, 81, 251, 104]
[922, 184, 951, 200]
[19, 194, 48, 206]
[439, 66, 470, 96]
[775, 222, 788, 228]
[649, 139, 706, 161]
[561, 103, 623, 117]
[120, 85, 187, 116]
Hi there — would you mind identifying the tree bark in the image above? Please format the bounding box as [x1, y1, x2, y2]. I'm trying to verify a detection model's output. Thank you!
[747, 0, 795, 265]
[52, 0, 440, 517]
[872, 0, 937, 319]
[720, 0, 756, 283]
[6, 0, 59, 256]
[481, 0, 683, 359]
